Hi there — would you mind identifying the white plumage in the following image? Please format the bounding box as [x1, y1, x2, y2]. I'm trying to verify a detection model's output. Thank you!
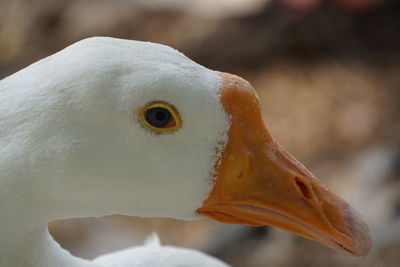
[94, 234, 228, 267]
[0, 37, 229, 267]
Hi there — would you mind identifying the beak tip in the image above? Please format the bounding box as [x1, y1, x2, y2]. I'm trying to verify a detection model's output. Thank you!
[344, 207, 372, 256]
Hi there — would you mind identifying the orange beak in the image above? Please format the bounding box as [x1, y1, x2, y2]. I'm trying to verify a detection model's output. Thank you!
[197, 73, 371, 256]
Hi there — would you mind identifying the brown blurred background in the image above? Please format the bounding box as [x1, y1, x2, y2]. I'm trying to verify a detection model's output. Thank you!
[1, 0, 400, 266]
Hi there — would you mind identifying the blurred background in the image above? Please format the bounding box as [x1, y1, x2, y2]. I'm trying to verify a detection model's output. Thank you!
[1, 0, 400, 266]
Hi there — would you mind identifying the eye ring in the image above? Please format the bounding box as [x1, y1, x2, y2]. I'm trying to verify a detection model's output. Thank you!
[138, 102, 182, 133]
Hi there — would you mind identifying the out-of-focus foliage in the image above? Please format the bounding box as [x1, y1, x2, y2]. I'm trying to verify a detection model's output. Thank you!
[1, 0, 400, 266]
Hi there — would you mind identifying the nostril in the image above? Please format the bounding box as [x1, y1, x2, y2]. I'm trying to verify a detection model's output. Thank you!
[294, 176, 312, 200]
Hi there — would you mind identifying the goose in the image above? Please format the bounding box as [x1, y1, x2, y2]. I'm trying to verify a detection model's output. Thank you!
[0, 37, 371, 267]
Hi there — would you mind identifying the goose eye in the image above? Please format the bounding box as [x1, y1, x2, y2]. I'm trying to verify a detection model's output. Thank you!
[145, 107, 171, 128]
[139, 102, 182, 133]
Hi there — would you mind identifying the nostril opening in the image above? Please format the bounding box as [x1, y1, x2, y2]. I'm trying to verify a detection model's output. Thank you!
[294, 176, 312, 200]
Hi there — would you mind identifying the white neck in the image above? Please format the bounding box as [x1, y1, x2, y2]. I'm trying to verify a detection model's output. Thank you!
[0, 173, 94, 267]
[0, 223, 94, 267]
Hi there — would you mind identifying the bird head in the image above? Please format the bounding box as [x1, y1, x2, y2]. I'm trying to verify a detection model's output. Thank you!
[0, 37, 371, 256]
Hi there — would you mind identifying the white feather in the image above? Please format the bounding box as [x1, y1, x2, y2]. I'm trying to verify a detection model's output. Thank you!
[144, 233, 161, 248]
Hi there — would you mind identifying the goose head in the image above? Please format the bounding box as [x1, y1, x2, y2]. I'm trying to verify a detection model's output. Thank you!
[0, 37, 370, 256]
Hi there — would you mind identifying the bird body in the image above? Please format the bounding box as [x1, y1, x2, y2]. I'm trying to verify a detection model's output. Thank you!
[0, 37, 370, 267]
[93, 234, 228, 267]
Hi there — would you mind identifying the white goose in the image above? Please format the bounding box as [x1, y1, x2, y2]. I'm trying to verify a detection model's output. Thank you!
[0, 37, 371, 267]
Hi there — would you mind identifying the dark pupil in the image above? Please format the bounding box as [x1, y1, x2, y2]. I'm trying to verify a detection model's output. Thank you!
[145, 107, 171, 128]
